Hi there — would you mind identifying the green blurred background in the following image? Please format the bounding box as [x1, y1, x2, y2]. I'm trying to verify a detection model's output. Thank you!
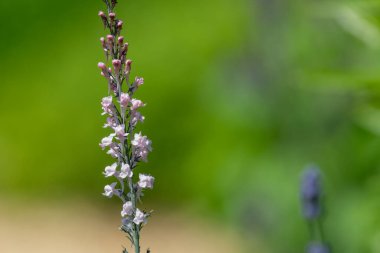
[1, 0, 380, 252]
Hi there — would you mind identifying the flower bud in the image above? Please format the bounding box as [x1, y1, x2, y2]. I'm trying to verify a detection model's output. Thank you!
[98, 11, 108, 28]
[98, 62, 107, 71]
[118, 36, 124, 46]
[121, 43, 129, 56]
[112, 59, 122, 75]
[117, 21, 123, 30]
[98, 11, 106, 18]
[125, 59, 132, 73]
[109, 12, 116, 21]
[107, 35, 114, 43]
[100, 37, 107, 51]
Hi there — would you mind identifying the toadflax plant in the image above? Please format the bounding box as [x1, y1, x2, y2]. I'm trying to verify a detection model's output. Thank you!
[97, 1, 154, 252]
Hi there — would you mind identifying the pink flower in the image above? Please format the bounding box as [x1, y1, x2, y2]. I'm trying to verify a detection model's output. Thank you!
[131, 132, 152, 162]
[119, 93, 130, 108]
[103, 117, 117, 128]
[103, 182, 117, 198]
[119, 163, 133, 179]
[138, 174, 154, 189]
[99, 133, 115, 150]
[113, 125, 128, 141]
[101, 96, 114, 115]
[130, 99, 145, 111]
[121, 201, 133, 217]
[130, 111, 145, 127]
[104, 163, 118, 177]
[133, 209, 147, 225]
[135, 77, 144, 87]
[107, 147, 119, 158]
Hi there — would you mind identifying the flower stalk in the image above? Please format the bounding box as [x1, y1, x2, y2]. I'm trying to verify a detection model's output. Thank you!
[97, 1, 154, 253]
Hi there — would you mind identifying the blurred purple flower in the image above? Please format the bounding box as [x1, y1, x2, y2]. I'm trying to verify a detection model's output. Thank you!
[301, 165, 322, 219]
[307, 242, 330, 253]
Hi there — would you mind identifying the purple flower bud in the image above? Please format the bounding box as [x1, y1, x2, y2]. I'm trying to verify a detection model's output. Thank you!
[98, 62, 107, 71]
[118, 36, 124, 46]
[125, 59, 132, 74]
[109, 12, 116, 21]
[100, 37, 108, 52]
[301, 165, 322, 219]
[120, 43, 129, 57]
[98, 11, 106, 19]
[307, 242, 330, 253]
[100, 37, 105, 45]
[98, 11, 108, 28]
[117, 20, 123, 30]
[112, 59, 122, 75]
[107, 35, 114, 43]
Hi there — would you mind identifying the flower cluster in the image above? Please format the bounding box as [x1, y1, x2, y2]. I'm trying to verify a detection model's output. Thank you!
[300, 165, 330, 253]
[97, 1, 154, 252]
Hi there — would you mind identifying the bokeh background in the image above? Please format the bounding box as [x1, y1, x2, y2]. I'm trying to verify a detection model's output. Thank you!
[1, 0, 380, 252]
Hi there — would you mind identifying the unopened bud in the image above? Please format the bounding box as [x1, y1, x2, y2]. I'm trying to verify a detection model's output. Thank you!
[117, 21, 123, 29]
[109, 13, 116, 21]
[106, 35, 114, 42]
[98, 11, 108, 28]
[98, 62, 110, 78]
[125, 60, 132, 73]
[118, 36, 124, 46]
[112, 59, 122, 75]
[98, 62, 107, 71]
[121, 43, 129, 55]
[100, 37, 106, 48]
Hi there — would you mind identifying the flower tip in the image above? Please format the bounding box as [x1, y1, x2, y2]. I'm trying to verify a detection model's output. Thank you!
[98, 62, 106, 70]
[109, 12, 116, 19]
[112, 59, 121, 67]
[106, 35, 114, 42]
[98, 11, 106, 18]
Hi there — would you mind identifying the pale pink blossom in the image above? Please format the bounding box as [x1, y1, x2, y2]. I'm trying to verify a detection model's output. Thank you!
[104, 163, 118, 177]
[130, 99, 145, 111]
[103, 182, 117, 198]
[135, 77, 144, 87]
[121, 201, 133, 217]
[131, 132, 152, 161]
[113, 125, 128, 141]
[119, 163, 133, 179]
[120, 93, 130, 108]
[107, 147, 119, 158]
[103, 117, 117, 128]
[130, 111, 145, 127]
[101, 96, 114, 115]
[133, 209, 147, 225]
[138, 174, 154, 189]
[99, 133, 115, 150]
